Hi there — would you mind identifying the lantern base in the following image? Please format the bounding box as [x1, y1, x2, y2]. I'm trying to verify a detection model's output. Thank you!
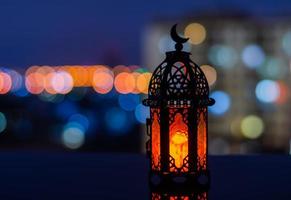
[149, 170, 210, 192]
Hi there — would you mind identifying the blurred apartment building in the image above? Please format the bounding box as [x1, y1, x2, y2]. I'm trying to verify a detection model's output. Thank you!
[143, 14, 291, 154]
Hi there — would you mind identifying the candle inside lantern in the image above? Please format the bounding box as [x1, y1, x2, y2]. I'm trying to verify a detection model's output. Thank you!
[169, 113, 188, 171]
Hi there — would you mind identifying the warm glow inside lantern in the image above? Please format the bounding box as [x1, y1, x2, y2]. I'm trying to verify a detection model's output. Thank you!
[143, 25, 215, 190]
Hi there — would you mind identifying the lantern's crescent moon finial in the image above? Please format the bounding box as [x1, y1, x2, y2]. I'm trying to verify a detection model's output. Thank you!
[170, 24, 189, 44]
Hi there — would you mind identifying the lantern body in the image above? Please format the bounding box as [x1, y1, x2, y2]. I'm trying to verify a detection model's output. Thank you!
[143, 28, 214, 190]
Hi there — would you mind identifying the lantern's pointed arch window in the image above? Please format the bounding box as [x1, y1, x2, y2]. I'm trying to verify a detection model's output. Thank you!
[197, 107, 207, 170]
[169, 111, 188, 171]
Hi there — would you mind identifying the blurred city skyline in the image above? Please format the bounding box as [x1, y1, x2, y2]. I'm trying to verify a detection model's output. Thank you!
[1, 1, 291, 154]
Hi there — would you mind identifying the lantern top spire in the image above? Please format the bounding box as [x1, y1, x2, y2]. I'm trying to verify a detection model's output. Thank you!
[170, 24, 189, 51]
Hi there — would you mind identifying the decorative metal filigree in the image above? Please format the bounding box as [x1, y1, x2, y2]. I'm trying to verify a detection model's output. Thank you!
[168, 155, 190, 173]
[151, 108, 161, 123]
[169, 108, 188, 125]
[148, 62, 168, 98]
[147, 57, 211, 105]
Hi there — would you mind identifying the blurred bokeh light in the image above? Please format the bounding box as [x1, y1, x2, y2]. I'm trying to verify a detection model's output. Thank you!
[62, 126, 85, 149]
[184, 23, 206, 45]
[242, 44, 265, 69]
[200, 65, 217, 86]
[255, 80, 279, 103]
[0, 72, 12, 94]
[209, 45, 238, 69]
[0, 112, 7, 133]
[209, 91, 231, 115]
[241, 115, 264, 139]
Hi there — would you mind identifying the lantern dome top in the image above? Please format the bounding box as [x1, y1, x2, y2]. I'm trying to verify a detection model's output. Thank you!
[143, 25, 215, 107]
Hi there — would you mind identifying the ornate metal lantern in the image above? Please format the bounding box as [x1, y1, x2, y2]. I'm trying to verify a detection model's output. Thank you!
[143, 24, 215, 190]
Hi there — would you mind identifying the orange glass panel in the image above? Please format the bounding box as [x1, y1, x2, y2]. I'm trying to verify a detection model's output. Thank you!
[197, 109, 207, 170]
[152, 110, 160, 170]
[169, 113, 188, 171]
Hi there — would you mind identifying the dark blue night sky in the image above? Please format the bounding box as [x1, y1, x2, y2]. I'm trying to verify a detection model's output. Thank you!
[0, 0, 290, 67]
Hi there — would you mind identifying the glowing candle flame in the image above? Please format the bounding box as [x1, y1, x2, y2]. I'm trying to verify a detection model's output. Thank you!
[169, 113, 188, 171]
